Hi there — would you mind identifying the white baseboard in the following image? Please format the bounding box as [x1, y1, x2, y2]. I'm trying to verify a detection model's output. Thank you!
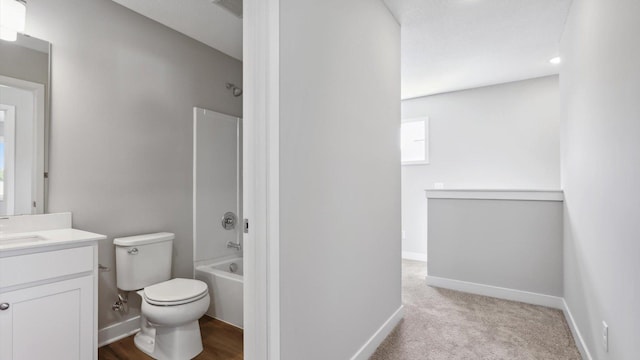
[402, 251, 427, 262]
[98, 315, 141, 347]
[562, 299, 593, 360]
[425, 276, 564, 309]
[350, 305, 404, 360]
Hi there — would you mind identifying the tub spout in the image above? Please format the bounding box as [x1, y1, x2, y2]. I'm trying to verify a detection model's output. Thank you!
[226, 241, 241, 250]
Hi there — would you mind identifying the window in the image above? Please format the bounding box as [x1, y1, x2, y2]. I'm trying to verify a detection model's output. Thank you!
[401, 117, 429, 165]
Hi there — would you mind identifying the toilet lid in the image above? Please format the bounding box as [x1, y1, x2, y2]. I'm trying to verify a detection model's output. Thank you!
[144, 278, 208, 306]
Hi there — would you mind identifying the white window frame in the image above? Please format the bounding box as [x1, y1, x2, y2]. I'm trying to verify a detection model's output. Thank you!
[401, 116, 429, 166]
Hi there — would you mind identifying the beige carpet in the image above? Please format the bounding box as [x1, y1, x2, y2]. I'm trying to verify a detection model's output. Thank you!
[371, 260, 581, 360]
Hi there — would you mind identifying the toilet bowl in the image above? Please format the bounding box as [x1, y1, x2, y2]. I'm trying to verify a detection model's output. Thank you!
[114, 233, 210, 360]
[135, 279, 210, 359]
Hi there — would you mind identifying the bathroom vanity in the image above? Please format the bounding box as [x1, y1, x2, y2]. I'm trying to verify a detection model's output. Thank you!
[0, 213, 106, 360]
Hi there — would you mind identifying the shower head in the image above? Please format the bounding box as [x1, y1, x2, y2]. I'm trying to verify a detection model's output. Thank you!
[226, 82, 243, 97]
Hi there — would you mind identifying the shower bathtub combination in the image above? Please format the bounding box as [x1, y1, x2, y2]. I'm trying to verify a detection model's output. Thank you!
[195, 257, 244, 329]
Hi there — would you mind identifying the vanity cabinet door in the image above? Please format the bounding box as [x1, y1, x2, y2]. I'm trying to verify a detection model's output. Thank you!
[0, 275, 94, 360]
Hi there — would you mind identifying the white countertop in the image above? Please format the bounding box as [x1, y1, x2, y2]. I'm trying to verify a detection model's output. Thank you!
[424, 189, 564, 201]
[0, 213, 107, 252]
[0, 228, 107, 252]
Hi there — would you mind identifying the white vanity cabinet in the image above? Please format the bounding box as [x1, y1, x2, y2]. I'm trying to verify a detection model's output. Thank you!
[0, 216, 104, 360]
[0, 275, 94, 360]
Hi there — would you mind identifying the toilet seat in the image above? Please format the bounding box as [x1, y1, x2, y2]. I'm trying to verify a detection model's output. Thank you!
[144, 278, 208, 306]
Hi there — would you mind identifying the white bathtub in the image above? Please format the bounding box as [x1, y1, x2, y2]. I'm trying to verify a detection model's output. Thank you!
[195, 257, 243, 328]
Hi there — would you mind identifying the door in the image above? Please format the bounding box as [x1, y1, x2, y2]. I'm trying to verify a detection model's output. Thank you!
[0, 275, 94, 360]
[193, 107, 242, 263]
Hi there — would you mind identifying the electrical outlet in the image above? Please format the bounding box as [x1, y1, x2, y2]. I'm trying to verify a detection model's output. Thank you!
[401, 230, 406, 240]
[602, 321, 609, 352]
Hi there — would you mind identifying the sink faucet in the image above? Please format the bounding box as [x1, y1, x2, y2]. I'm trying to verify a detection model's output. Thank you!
[226, 241, 241, 250]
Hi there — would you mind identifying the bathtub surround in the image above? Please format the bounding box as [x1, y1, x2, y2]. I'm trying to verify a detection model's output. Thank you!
[24, 0, 242, 343]
[193, 108, 242, 265]
[193, 107, 244, 331]
[401, 76, 561, 258]
[560, 0, 640, 358]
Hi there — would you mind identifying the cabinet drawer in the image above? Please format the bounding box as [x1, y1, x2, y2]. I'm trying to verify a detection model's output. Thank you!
[0, 246, 94, 288]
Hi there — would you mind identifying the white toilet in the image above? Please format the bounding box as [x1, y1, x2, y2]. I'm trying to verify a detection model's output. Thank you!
[114, 232, 210, 360]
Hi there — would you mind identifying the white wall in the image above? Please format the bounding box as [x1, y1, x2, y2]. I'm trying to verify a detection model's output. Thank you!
[401, 76, 561, 256]
[279, 0, 401, 358]
[560, 0, 640, 358]
[25, 0, 242, 332]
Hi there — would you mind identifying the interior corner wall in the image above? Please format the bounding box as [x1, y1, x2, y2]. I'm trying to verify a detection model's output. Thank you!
[560, 0, 640, 358]
[278, 0, 401, 358]
[401, 76, 561, 256]
[25, 0, 242, 333]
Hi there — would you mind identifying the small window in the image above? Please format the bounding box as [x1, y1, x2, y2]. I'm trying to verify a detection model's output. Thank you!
[401, 117, 429, 165]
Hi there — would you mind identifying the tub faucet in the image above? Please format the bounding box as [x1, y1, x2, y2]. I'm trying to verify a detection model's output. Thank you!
[227, 241, 241, 250]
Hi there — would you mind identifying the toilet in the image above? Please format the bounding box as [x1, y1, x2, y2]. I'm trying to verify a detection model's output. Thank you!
[114, 232, 210, 360]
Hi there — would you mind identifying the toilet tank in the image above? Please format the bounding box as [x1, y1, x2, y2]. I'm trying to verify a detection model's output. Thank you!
[114, 232, 174, 291]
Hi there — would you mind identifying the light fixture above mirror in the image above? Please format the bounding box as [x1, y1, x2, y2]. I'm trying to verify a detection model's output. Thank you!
[0, 0, 26, 42]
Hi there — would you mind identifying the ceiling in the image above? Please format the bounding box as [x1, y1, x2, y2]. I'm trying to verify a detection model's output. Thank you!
[383, 0, 573, 99]
[112, 0, 242, 60]
[112, 0, 572, 99]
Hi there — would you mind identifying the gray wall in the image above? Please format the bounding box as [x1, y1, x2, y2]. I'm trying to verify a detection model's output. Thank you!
[401, 76, 561, 256]
[561, 0, 640, 358]
[279, 0, 401, 358]
[25, 0, 242, 330]
[428, 198, 563, 296]
[0, 41, 48, 85]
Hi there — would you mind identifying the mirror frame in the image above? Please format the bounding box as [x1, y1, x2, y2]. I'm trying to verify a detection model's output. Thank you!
[0, 33, 51, 215]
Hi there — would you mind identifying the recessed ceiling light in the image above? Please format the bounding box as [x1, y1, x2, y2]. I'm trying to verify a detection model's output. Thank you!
[549, 57, 562, 65]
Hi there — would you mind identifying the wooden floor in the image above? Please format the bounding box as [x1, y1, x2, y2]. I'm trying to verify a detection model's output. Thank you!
[98, 316, 243, 360]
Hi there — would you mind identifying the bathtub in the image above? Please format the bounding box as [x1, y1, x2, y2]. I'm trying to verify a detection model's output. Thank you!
[195, 257, 243, 328]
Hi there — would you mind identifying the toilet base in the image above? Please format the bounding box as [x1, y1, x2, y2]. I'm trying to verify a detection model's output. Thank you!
[134, 316, 204, 359]
[134, 331, 156, 356]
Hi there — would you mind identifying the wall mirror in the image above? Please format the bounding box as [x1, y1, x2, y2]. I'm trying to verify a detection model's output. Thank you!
[0, 33, 50, 216]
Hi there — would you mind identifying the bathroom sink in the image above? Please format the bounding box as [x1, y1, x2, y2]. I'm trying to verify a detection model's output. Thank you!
[0, 234, 47, 246]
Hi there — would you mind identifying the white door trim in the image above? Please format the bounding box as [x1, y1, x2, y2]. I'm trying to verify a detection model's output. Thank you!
[243, 0, 280, 359]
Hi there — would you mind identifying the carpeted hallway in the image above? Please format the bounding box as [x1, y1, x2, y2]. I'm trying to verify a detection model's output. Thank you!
[371, 260, 581, 360]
